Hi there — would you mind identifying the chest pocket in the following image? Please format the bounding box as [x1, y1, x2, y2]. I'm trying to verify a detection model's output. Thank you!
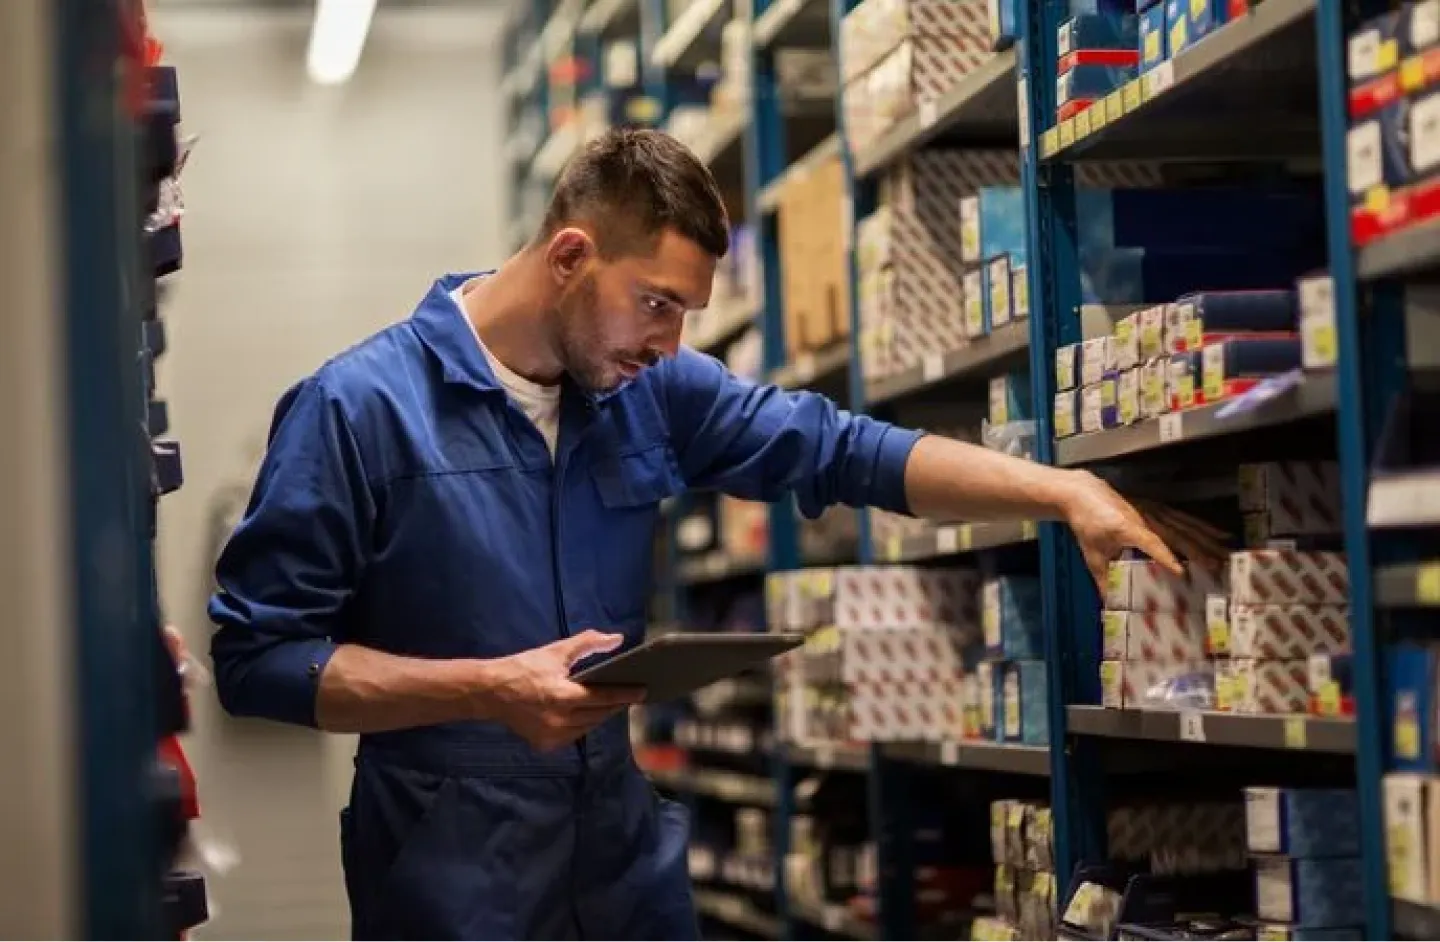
[587, 442, 687, 626]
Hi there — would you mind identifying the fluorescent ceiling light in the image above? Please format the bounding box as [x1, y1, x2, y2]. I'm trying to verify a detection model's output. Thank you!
[306, 0, 378, 85]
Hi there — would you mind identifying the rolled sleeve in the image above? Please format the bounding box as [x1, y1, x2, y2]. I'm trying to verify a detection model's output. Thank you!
[661, 349, 925, 517]
[208, 376, 373, 728]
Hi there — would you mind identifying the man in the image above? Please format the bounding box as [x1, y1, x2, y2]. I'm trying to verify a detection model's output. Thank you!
[210, 129, 1185, 940]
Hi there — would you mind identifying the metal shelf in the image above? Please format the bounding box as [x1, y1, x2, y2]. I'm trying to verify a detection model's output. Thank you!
[694, 889, 783, 938]
[874, 520, 1037, 564]
[1066, 706, 1356, 754]
[579, 0, 639, 36]
[864, 319, 1030, 406]
[757, 134, 841, 214]
[1394, 899, 1440, 940]
[784, 742, 871, 771]
[1358, 215, 1440, 281]
[853, 49, 1018, 178]
[788, 900, 878, 941]
[880, 740, 1051, 775]
[1039, 0, 1318, 162]
[1055, 371, 1338, 466]
[652, 0, 729, 70]
[677, 550, 767, 585]
[1375, 562, 1440, 608]
[754, 0, 831, 49]
[769, 341, 851, 389]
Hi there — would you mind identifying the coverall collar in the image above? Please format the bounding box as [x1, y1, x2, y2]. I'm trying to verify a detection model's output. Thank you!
[412, 272, 627, 408]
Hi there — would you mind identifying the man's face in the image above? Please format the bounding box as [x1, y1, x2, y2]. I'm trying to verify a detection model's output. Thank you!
[552, 228, 716, 394]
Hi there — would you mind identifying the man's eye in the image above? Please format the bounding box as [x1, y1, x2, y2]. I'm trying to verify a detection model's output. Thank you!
[643, 295, 668, 313]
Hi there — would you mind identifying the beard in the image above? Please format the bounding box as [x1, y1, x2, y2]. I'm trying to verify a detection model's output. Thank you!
[553, 272, 645, 394]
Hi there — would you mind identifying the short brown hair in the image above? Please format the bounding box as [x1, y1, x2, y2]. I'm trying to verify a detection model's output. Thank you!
[538, 128, 730, 259]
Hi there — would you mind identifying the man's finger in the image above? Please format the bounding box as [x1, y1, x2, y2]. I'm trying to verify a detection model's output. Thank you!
[558, 681, 646, 708]
[1129, 523, 1183, 575]
[555, 629, 626, 667]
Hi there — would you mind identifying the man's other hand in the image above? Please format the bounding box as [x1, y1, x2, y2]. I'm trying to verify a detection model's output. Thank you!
[488, 630, 646, 752]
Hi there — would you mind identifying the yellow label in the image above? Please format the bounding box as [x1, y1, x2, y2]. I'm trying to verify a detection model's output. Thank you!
[1283, 717, 1307, 749]
[1115, 319, 1134, 344]
[1144, 30, 1160, 63]
[1207, 619, 1230, 656]
[1141, 323, 1162, 356]
[1076, 108, 1092, 139]
[1402, 55, 1427, 91]
[1179, 374, 1195, 407]
[1397, 713, 1422, 759]
[1215, 673, 1235, 711]
[1318, 680, 1342, 717]
[1059, 118, 1075, 149]
[1100, 660, 1121, 687]
[1203, 360, 1223, 401]
[1021, 520, 1037, 540]
[886, 536, 901, 561]
[1092, 101, 1110, 130]
[1379, 38, 1399, 70]
[1366, 185, 1392, 213]
[1106, 562, 1124, 597]
[1190, 0, 1203, 16]
[1123, 80, 1143, 112]
[1101, 378, 1117, 408]
[1008, 804, 1025, 830]
[1040, 127, 1059, 158]
[812, 570, 833, 595]
[1390, 824, 1413, 896]
[1169, 18, 1187, 57]
[959, 523, 974, 552]
[1417, 563, 1440, 604]
[1310, 324, 1336, 365]
[1103, 611, 1126, 652]
[1106, 90, 1125, 123]
[1186, 317, 1203, 349]
[1015, 277, 1029, 314]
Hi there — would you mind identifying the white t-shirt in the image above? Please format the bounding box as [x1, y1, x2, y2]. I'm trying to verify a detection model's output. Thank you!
[451, 286, 561, 458]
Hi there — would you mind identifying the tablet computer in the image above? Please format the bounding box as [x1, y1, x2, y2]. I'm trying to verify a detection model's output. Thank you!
[571, 632, 804, 703]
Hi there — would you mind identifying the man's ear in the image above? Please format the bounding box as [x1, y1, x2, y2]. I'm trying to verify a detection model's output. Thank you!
[546, 228, 595, 284]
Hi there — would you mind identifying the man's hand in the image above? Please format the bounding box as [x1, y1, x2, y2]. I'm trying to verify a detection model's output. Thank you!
[487, 630, 646, 752]
[1061, 470, 1226, 588]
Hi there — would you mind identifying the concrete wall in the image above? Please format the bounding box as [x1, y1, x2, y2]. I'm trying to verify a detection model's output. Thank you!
[149, 5, 508, 936]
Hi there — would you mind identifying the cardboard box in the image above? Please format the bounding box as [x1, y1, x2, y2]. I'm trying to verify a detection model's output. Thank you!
[1238, 462, 1343, 537]
[1229, 550, 1350, 605]
[1117, 368, 1140, 426]
[1140, 357, 1168, 418]
[834, 565, 981, 629]
[840, 0, 991, 85]
[1228, 604, 1352, 659]
[1080, 336, 1113, 385]
[1105, 559, 1224, 614]
[964, 268, 988, 339]
[1081, 382, 1106, 434]
[983, 576, 1044, 659]
[1169, 290, 1299, 352]
[1056, 343, 1080, 390]
[988, 255, 1017, 327]
[960, 186, 1026, 264]
[1383, 773, 1440, 904]
[989, 373, 1033, 426]
[1139, 305, 1168, 360]
[843, 31, 996, 153]
[1298, 273, 1337, 371]
[1055, 389, 1079, 438]
[1101, 610, 1207, 663]
[1253, 856, 1365, 927]
[1246, 787, 1361, 859]
[778, 157, 850, 357]
[1100, 658, 1207, 708]
[1002, 660, 1049, 744]
[1216, 658, 1310, 714]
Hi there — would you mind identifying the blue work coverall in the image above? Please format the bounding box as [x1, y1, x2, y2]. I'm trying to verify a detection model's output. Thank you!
[209, 273, 922, 940]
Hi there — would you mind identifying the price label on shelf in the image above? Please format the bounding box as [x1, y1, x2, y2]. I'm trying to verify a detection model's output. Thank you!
[1418, 563, 1440, 604]
[1159, 413, 1183, 443]
[1017, 77, 1031, 151]
[1021, 520, 1037, 540]
[1091, 102, 1109, 131]
[1179, 711, 1206, 742]
[1143, 60, 1176, 99]
[1040, 127, 1059, 158]
[1075, 108, 1092, 140]
[1105, 90, 1125, 124]
[918, 98, 940, 129]
[959, 523, 974, 552]
[922, 353, 944, 382]
[940, 741, 960, 766]
[1283, 717, 1308, 750]
[936, 526, 959, 555]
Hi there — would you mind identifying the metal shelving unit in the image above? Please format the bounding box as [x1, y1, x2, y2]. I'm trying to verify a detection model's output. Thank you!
[499, 0, 1439, 929]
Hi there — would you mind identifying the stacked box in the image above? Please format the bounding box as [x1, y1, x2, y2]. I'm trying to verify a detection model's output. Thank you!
[977, 576, 1049, 744]
[1238, 460, 1343, 542]
[989, 801, 1057, 939]
[1100, 559, 1220, 708]
[1384, 773, 1440, 909]
[1105, 800, 1248, 871]
[777, 155, 851, 358]
[1208, 543, 1353, 716]
[840, 0, 994, 152]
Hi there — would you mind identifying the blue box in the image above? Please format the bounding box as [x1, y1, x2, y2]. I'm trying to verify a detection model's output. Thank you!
[1058, 63, 1136, 106]
[1165, 0, 1191, 57]
[1202, 336, 1304, 397]
[1058, 12, 1139, 54]
[978, 661, 1003, 740]
[1188, 0, 1228, 43]
[988, 0, 1019, 49]
[1254, 857, 1365, 928]
[1389, 643, 1440, 772]
[1073, 188, 1327, 254]
[960, 187, 1027, 265]
[965, 268, 990, 339]
[983, 576, 1044, 659]
[1171, 289, 1299, 348]
[1252, 927, 1365, 941]
[1139, 3, 1168, 70]
[1002, 660, 1050, 745]
[1071, 0, 1136, 15]
[1244, 788, 1361, 858]
[989, 372, 1034, 425]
